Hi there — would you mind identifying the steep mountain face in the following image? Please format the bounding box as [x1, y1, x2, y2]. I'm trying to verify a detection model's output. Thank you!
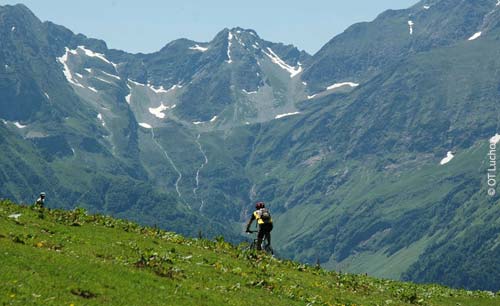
[302, 0, 500, 93]
[107, 27, 310, 126]
[1, 1, 500, 291]
[0, 4, 233, 240]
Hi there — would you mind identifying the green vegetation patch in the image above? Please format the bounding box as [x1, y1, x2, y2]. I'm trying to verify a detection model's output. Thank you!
[0, 200, 498, 306]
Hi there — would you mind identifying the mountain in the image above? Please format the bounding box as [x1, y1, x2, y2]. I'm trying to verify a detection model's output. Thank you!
[232, 0, 500, 291]
[1, 200, 498, 305]
[1, 1, 500, 292]
[302, 0, 500, 93]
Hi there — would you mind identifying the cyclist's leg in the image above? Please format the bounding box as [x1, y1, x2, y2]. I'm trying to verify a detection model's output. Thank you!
[256, 227, 264, 251]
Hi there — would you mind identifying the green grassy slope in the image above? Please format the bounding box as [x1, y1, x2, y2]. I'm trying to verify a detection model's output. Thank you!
[1, 200, 498, 306]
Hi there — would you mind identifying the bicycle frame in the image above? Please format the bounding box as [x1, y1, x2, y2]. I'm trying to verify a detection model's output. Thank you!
[246, 230, 273, 254]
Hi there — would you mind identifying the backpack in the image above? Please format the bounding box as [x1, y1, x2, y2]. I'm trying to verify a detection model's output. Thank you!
[259, 208, 272, 223]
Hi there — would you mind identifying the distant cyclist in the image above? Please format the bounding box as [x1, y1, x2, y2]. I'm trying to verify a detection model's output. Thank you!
[245, 201, 273, 251]
[34, 192, 46, 209]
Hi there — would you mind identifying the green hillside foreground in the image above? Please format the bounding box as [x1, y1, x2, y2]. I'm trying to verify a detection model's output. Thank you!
[0, 200, 498, 306]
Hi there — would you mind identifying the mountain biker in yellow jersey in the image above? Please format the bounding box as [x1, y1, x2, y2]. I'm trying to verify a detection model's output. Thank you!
[245, 201, 273, 250]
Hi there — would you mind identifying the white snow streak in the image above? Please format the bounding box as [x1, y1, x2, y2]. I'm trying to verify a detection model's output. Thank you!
[11, 26, 15, 32]
[125, 93, 131, 104]
[88, 86, 98, 93]
[327, 82, 359, 90]
[408, 20, 415, 35]
[189, 44, 208, 52]
[440, 151, 455, 165]
[468, 32, 482, 41]
[77, 46, 117, 69]
[101, 70, 121, 80]
[275, 112, 301, 119]
[14, 122, 27, 129]
[57, 47, 84, 88]
[44, 92, 50, 100]
[128, 79, 145, 86]
[307, 94, 318, 100]
[263, 48, 302, 78]
[490, 134, 500, 145]
[423, 5, 430, 10]
[138, 122, 152, 129]
[85, 68, 92, 73]
[148, 83, 182, 94]
[242, 89, 257, 94]
[226, 32, 234, 64]
[210, 116, 218, 122]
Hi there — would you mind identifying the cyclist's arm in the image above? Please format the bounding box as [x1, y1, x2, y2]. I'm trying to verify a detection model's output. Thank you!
[245, 214, 256, 232]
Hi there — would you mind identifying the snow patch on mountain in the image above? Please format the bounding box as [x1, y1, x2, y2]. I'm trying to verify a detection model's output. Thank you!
[57, 48, 84, 88]
[100, 70, 120, 80]
[468, 32, 482, 41]
[408, 20, 414, 35]
[148, 83, 182, 94]
[85, 68, 92, 73]
[226, 32, 234, 64]
[14, 122, 27, 129]
[77, 46, 117, 69]
[149, 103, 170, 119]
[327, 82, 359, 90]
[423, 5, 430, 10]
[440, 151, 455, 165]
[88, 86, 98, 93]
[125, 93, 131, 104]
[242, 89, 257, 94]
[307, 94, 318, 100]
[97, 113, 106, 127]
[275, 112, 301, 119]
[44, 92, 50, 100]
[128, 79, 145, 87]
[139, 123, 152, 129]
[193, 115, 218, 125]
[189, 44, 208, 52]
[263, 48, 302, 78]
[11, 26, 15, 32]
[490, 134, 500, 145]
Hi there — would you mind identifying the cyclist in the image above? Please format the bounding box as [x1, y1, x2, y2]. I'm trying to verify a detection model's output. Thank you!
[245, 201, 273, 250]
[35, 192, 45, 209]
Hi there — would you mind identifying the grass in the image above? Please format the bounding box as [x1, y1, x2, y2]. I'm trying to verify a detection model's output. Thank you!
[0, 199, 498, 306]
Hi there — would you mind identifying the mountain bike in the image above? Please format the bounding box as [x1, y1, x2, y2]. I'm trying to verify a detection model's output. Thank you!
[246, 230, 274, 255]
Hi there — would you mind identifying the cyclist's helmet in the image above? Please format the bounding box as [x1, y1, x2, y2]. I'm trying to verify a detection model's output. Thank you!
[255, 202, 265, 209]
